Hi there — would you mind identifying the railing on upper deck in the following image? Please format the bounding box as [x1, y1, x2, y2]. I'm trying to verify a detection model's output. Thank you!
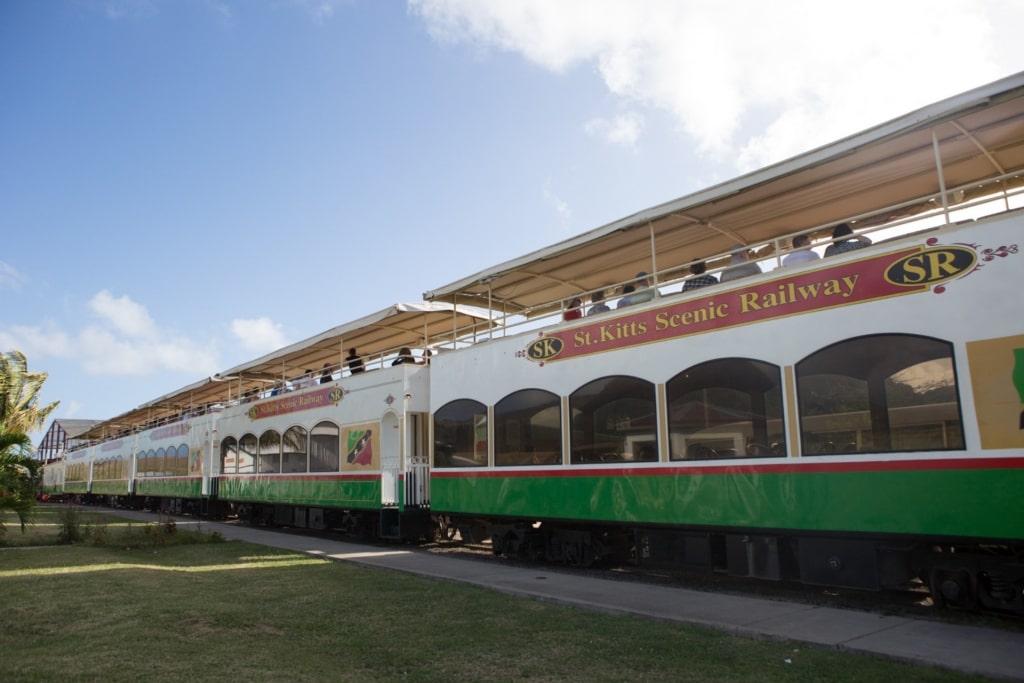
[484, 177, 1024, 338]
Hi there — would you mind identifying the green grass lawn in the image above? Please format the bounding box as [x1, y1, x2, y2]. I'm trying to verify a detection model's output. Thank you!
[0, 509, 998, 682]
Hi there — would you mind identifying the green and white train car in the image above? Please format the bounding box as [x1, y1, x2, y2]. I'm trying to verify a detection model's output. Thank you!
[423, 73, 1024, 615]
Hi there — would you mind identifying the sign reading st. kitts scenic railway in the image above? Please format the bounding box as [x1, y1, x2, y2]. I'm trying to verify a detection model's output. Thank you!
[248, 386, 345, 420]
[523, 240, 994, 364]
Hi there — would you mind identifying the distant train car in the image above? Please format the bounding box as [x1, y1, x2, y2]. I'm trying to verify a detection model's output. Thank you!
[64, 303, 492, 539]
[423, 74, 1024, 616]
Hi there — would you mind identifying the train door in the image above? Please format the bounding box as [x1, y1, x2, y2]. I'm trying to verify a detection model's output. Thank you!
[381, 412, 400, 506]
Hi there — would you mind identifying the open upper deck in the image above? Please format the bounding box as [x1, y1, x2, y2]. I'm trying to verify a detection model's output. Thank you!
[422, 71, 1024, 327]
[74, 302, 496, 445]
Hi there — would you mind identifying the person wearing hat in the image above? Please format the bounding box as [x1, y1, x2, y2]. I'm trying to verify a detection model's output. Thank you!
[720, 245, 762, 282]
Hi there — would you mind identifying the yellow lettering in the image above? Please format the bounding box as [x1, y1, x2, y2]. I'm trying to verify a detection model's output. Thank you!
[740, 292, 760, 312]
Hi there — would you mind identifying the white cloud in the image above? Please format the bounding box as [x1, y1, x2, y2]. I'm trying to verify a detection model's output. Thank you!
[0, 323, 75, 358]
[89, 290, 158, 338]
[542, 178, 571, 222]
[584, 111, 643, 148]
[230, 317, 289, 354]
[1, 291, 221, 377]
[411, 0, 1021, 170]
[0, 261, 27, 291]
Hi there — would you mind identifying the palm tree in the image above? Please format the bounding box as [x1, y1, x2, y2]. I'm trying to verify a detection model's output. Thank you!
[0, 432, 41, 533]
[0, 350, 58, 534]
[0, 349, 59, 435]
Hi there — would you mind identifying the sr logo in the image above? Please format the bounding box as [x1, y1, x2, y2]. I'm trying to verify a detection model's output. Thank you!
[526, 336, 564, 361]
[884, 246, 976, 286]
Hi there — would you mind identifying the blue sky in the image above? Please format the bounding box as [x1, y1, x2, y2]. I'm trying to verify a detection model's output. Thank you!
[3, 0, 1023, 444]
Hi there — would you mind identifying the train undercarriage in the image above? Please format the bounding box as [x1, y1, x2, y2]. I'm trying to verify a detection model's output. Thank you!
[446, 516, 1024, 618]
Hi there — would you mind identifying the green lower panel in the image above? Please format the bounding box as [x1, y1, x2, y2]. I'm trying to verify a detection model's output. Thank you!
[64, 482, 87, 494]
[432, 467, 1024, 541]
[218, 476, 381, 510]
[134, 478, 203, 498]
[92, 480, 130, 496]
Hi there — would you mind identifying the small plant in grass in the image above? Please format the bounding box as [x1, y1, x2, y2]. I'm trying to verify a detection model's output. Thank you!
[56, 504, 84, 544]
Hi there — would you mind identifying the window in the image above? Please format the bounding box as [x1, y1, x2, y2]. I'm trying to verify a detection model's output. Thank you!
[176, 444, 189, 475]
[494, 389, 562, 466]
[570, 376, 658, 464]
[220, 437, 238, 475]
[155, 447, 167, 476]
[796, 334, 965, 454]
[238, 434, 257, 474]
[434, 399, 488, 467]
[259, 430, 282, 473]
[283, 426, 308, 473]
[310, 421, 340, 472]
[667, 358, 785, 459]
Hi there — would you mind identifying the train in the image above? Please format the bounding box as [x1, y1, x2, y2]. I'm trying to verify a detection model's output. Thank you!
[44, 73, 1024, 616]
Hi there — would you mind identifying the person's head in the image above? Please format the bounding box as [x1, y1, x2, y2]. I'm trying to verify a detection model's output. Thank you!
[349, 347, 357, 356]
[568, 297, 582, 308]
[621, 284, 635, 294]
[792, 234, 810, 249]
[399, 346, 412, 356]
[591, 289, 605, 303]
[321, 363, 331, 374]
[635, 271, 649, 286]
[690, 261, 707, 275]
[729, 244, 750, 263]
[832, 223, 853, 239]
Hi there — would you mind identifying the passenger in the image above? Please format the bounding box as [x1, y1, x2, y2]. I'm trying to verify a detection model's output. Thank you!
[681, 261, 717, 291]
[587, 290, 610, 316]
[392, 346, 416, 366]
[630, 272, 656, 305]
[782, 234, 820, 266]
[563, 297, 583, 321]
[346, 347, 364, 374]
[296, 369, 316, 390]
[616, 284, 636, 309]
[319, 363, 333, 384]
[269, 380, 285, 396]
[824, 223, 872, 257]
[423, 349, 433, 365]
[719, 245, 762, 282]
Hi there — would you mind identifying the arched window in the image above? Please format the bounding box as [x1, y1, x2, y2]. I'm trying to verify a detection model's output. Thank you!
[667, 358, 785, 460]
[238, 434, 257, 474]
[494, 389, 562, 466]
[310, 421, 340, 472]
[283, 426, 308, 473]
[796, 334, 965, 454]
[434, 399, 487, 467]
[155, 447, 167, 476]
[259, 430, 282, 473]
[137, 451, 148, 478]
[220, 437, 238, 475]
[569, 376, 658, 464]
[176, 444, 189, 475]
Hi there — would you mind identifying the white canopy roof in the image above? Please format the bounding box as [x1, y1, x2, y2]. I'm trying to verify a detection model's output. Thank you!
[423, 72, 1024, 316]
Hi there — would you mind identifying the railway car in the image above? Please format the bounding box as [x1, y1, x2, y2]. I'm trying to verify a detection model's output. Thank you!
[66, 303, 493, 538]
[421, 73, 1024, 616]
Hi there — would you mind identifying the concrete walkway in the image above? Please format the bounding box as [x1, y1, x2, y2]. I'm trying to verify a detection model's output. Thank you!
[118, 511, 1024, 681]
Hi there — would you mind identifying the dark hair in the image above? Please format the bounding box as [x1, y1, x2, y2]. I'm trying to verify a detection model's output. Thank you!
[690, 261, 707, 275]
[832, 223, 853, 238]
[792, 234, 810, 248]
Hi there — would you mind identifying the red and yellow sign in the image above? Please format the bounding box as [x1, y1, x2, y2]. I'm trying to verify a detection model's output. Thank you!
[525, 242, 979, 364]
[248, 386, 344, 420]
